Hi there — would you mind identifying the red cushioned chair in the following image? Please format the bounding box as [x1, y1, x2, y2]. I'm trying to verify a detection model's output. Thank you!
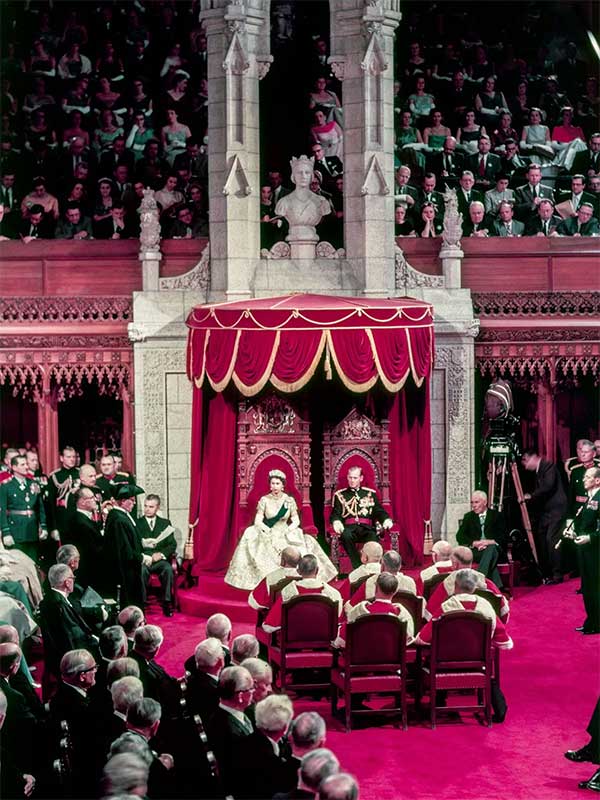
[255, 575, 300, 649]
[421, 611, 493, 728]
[147, 554, 181, 611]
[268, 594, 339, 693]
[323, 409, 401, 573]
[331, 614, 409, 731]
[392, 591, 426, 636]
[422, 571, 448, 600]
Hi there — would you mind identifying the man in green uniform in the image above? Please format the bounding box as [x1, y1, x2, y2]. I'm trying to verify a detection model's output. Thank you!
[96, 453, 136, 519]
[330, 466, 393, 569]
[104, 484, 144, 607]
[574, 467, 600, 636]
[136, 494, 177, 617]
[47, 446, 80, 540]
[0, 455, 47, 562]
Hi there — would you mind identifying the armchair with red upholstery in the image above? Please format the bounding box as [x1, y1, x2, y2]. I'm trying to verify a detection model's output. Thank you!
[421, 611, 493, 728]
[268, 594, 339, 693]
[331, 614, 409, 731]
[323, 408, 400, 572]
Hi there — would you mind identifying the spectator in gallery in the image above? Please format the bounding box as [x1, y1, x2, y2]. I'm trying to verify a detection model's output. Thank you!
[394, 202, 416, 236]
[407, 75, 436, 128]
[55, 202, 93, 239]
[456, 109, 486, 155]
[310, 107, 344, 160]
[418, 202, 442, 238]
[21, 176, 60, 220]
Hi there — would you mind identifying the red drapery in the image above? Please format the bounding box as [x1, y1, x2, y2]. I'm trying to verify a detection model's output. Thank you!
[186, 294, 435, 573]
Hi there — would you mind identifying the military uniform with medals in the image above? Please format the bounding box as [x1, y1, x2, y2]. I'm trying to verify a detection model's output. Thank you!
[96, 471, 137, 518]
[575, 488, 600, 634]
[330, 486, 390, 569]
[0, 474, 48, 561]
[47, 466, 80, 538]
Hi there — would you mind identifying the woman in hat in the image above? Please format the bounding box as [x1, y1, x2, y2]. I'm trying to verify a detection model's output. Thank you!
[225, 469, 337, 590]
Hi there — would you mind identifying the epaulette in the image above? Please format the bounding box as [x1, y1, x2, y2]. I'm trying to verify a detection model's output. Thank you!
[362, 486, 376, 493]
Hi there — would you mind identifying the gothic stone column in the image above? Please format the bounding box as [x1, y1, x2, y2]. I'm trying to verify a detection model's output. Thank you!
[200, 0, 270, 300]
[330, 0, 401, 296]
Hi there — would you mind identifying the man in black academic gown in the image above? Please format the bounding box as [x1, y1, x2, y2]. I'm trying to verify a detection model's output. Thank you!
[63, 487, 104, 590]
[103, 484, 144, 607]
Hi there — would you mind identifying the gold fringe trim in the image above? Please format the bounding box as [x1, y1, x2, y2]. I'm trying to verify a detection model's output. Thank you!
[270, 331, 327, 394]
[233, 330, 281, 397]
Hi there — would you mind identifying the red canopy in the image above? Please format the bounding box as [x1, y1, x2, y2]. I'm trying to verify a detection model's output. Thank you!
[186, 293, 434, 395]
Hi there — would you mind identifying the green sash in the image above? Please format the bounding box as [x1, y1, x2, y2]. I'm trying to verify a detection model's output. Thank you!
[263, 500, 289, 529]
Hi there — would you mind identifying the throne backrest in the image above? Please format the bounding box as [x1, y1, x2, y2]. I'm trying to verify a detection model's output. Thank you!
[237, 395, 314, 530]
[323, 407, 392, 511]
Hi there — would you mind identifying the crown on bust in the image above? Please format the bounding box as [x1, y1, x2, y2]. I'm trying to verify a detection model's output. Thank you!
[269, 469, 286, 481]
[290, 154, 315, 170]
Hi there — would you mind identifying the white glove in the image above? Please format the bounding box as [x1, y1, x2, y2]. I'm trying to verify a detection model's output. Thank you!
[50, 530, 60, 541]
[332, 520, 344, 535]
[3, 536, 14, 548]
[142, 538, 156, 548]
[39, 530, 49, 541]
[101, 606, 109, 622]
[142, 554, 153, 568]
[382, 518, 393, 530]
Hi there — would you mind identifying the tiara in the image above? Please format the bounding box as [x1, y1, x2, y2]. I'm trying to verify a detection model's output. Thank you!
[269, 469, 286, 480]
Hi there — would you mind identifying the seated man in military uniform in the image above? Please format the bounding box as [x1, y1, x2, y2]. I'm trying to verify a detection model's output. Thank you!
[330, 466, 393, 570]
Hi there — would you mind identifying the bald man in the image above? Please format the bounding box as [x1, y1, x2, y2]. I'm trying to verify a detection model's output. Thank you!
[248, 546, 302, 612]
[456, 491, 507, 588]
[417, 540, 454, 595]
[337, 541, 383, 604]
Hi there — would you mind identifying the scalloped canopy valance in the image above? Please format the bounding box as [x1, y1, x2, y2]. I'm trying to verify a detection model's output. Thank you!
[186, 293, 434, 396]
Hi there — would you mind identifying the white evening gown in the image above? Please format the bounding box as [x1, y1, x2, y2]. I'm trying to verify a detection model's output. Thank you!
[225, 492, 337, 590]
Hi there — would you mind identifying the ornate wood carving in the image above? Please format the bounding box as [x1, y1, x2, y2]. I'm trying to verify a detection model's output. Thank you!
[0, 297, 132, 323]
[237, 394, 312, 515]
[473, 292, 600, 317]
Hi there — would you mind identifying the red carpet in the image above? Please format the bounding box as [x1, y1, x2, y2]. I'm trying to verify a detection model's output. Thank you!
[150, 579, 600, 800]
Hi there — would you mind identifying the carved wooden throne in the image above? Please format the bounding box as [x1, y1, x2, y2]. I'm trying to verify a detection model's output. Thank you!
[323, 408, 400, 571]
[237, 394, 317, 536]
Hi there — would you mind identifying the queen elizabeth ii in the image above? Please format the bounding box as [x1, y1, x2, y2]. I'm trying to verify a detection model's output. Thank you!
[225, 469, 337, 590]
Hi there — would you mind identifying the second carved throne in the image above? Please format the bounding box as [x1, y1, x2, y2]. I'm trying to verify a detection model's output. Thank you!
[323, 408, 400, 572]
[237, 394, 317, 537]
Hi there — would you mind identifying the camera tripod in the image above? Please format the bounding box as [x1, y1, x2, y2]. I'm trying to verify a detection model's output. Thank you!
[487, 444, 538, 564]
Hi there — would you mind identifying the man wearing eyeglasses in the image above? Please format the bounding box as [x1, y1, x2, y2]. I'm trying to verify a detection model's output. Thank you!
[38, 563, 99, 676]
[49, 649, 99, 797]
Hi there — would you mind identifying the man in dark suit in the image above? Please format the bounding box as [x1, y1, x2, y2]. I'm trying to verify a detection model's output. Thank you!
[456, 490, 507, 587]
[130, 624, 180, 715]
[427, 136, 464, 187]
[136, 494, 177, 617]
[525, 199, 562, 236]
[499, 139, 529, 184]
[466, 135, 501, 192]
[63, 487, 104, 589]
[0, 643, 38, 773]
[311, 144, 343, 190]
[522, 450, 568, 583]
[573, 133, 600, 178]
[0, 684, 36, 800]
[554, 175, 596, 220]
[416, 173, 445, 220]
[186, 637, 224, 722]
[94, 203, 137, 239]
[18, 204, 55, 241]
[38, 563, 99, 675]
[110, 698, 176, 799]
[49, 648, 101, 797]
[514, 164, 554, 222]
[456, 171, 484, 220]
[231, 694, 297, 799]
[103, 484, 144, 606]
[185, 612, 232, 676]
[463, 201, 492, 237]
[556, 203, 600, 236]
[273, 748, 340, 800]
[99, 137, 135, 178]
[207, 665, 255, 792]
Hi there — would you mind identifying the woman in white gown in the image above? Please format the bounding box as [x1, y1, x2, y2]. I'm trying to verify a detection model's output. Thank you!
[225, 469, 337, 591]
